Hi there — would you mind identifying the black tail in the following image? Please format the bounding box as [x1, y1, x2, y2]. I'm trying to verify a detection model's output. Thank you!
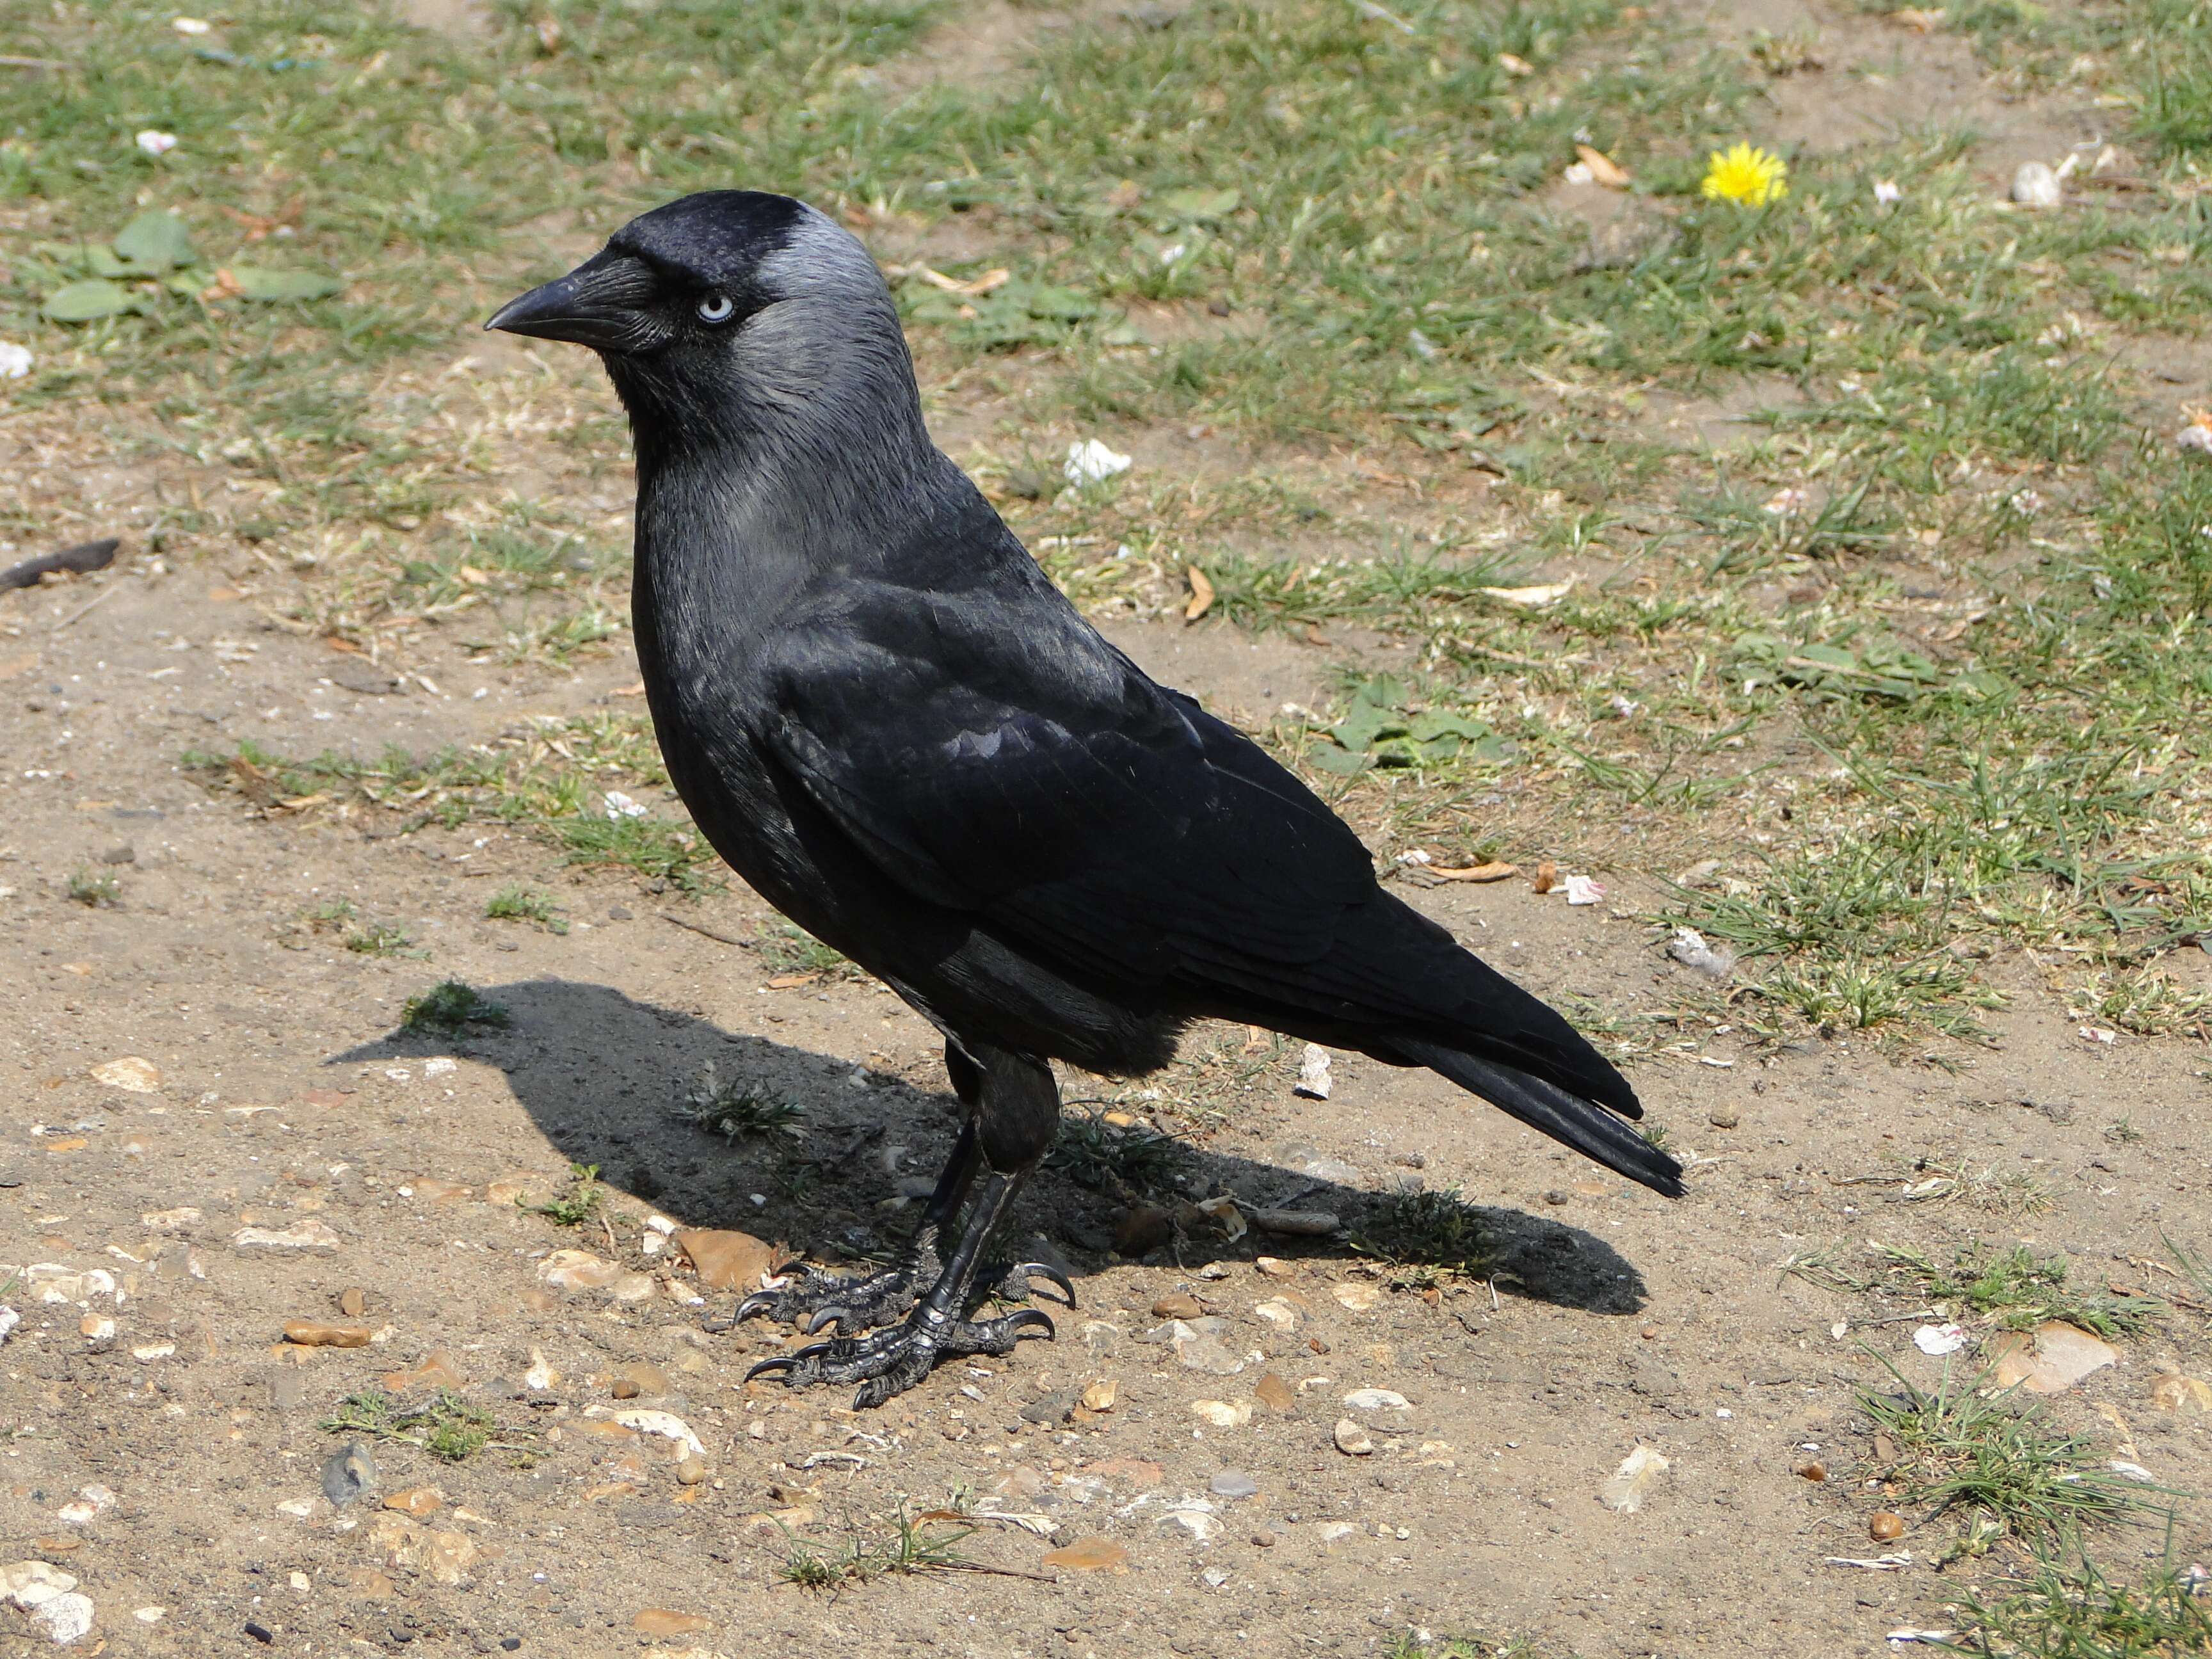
[1390, 1038, 1685, 1197]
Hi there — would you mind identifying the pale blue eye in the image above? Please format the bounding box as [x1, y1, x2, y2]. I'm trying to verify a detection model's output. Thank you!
[696, 293, 735, 323]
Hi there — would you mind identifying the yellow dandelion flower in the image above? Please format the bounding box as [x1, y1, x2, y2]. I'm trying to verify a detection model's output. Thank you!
[1701, 142, 1789, 207]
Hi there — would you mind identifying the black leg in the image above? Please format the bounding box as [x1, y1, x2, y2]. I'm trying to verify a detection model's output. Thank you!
[742, 1041, 1068, 1407]
[718, 1119, 982, 1336]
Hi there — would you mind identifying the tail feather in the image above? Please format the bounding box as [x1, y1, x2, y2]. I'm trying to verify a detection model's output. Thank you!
[1390, 1039, 1684, 1196]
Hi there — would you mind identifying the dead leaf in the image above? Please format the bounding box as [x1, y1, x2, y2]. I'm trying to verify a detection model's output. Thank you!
[1184, 565, 1215, 623]
[1891, 6, 1945, 29]
[1430, 861, 1518, 883]
[913, 264, 1011, 299]
[1575, 144, 1631, 188]
[1480, 579, 1576, 607]
[1531, 860, 1560, 894]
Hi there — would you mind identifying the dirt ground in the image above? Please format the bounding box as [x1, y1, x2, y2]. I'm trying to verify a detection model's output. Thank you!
[4, 1, 2211, 1656]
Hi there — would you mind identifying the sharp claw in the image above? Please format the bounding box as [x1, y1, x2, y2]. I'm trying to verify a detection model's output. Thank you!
[769, 1258, 806, 1279]
[805, 1306, 849, 1336]
[789, 1340, 838, 1364]
[1010, 1262, 1077, 1308]
[1003, 1308, 1056, 1342]
[734, 1292, 781, 1324]
[744, 1354, 799, 1381]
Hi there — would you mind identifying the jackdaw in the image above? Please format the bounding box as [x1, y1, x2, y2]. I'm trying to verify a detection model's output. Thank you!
[489, 189, 1681, 1407]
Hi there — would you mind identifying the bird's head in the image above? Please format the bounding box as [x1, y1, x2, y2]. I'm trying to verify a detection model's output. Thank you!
[486, 190, 916, 451]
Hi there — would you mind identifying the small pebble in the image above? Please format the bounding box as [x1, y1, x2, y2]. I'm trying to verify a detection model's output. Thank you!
[1708, 1109, 1740, 1130]
[1543, 1190, 1569, 1206]
[1251, 1528, 1277, 1548]
[1795, 1460, 1827, 1482]
[611, 1377, 641, 1400]
[1151, 1292, 1203, 1320]
[340, 1287, 367, 1318]
[1209, 1469, 1258, 1500]
[1870, 1511, 1905, 1542]
[322, 1441, 377, 1507]
[1333, 1418, 1374, 1456]
[245, 1621, 275, 1644]
[677, 1457, 707, 1486]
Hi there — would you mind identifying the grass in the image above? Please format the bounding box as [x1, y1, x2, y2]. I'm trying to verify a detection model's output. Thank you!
[776, 1505, 980, 1591]
[675, 1063, 806, 1140]
[1044, 1109, 1187, 1197]
[1858, 1361, 2160, 1556]
[1351, 1185, 1495, 1289]
[1875, 1244, 2167, 1339]
[1937, 1544, 2212, 1658]
[65, 868, 120, 907]
[485, 884, 568, 934]
[520, 1162, 604, 1228]
[183, 718, 719, 892]
[399, 978, 509, 1036]
[320, 1387, 530, 1464]
[755, 920, 860, 981]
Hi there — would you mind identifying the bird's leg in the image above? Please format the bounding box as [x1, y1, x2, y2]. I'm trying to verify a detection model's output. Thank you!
[718, 1119, 981, 1337]
[745, 1045, 1068, 1407]
[746, 1164, 1056, 1407]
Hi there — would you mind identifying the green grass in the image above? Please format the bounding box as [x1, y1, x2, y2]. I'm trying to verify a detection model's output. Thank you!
[1351, 1185, 1495, 1289]
[1875, 1244, 2167, 1339]
[676, 1064, 806, 1140]
[485, 884, 568, 934]
[1937, 1544, 2212, 1658]
[1044, 1109, 1188, 1197]
[520, 1161, 604, 1228]
[776, 1505, 979, 1591]
[1858, 1362, 2161, 1557]
[65, 867, 120, 907]
[320, 1387, 528, 1464]
[753, 920, 858, 980]
[399, 978, 509, 1036]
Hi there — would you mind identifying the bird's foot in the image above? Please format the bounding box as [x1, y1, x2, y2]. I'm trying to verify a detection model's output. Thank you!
[981, 1259, 1079, 1310]
[715, 1246, 937, 1338]
[746, 1307, 1057, 1409]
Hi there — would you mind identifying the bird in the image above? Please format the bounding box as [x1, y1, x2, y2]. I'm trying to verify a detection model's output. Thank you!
[488, 189, 1682, 1408]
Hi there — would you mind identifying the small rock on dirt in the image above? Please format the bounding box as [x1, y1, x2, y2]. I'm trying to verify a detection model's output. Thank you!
[632, 1610, 712, 1637]
[339, 1287, 367, 1318]
[382, 1487, 443, 1516]
[1253, 1373, 1296, 1413]
[2151, 1372, 2212, 1413]
[1991, 1322, 2119, 1393]
[233, 1220, 340, 1251]
[673, 1228, 774, 1291]
[1043, 1537, 1129, 1572]
[1333, 1418, 1374, 1456]
[1209, 1470, 1258, 1499]
[323, 1442, 377, 1507]
[1870, 1511, 1905, 1543]
[285, 1320, 371, 1348]
[1597, 1445, 1669, 1513]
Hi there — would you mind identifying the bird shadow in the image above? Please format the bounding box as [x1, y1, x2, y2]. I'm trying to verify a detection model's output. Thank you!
[331, 976, 1651, 1318]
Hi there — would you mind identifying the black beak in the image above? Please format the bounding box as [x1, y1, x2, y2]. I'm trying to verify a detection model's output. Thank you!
[486, 251, 661, 351]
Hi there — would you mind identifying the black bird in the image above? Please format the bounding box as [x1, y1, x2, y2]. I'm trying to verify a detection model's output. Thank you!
[489, 190, 1682, 1407]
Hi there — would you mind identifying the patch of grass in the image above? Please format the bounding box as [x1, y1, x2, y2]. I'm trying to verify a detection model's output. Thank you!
[521, 1162, 604, 1229]
[399, 979, 509, 1036]
[343, 919, 419, 958]
[1937, 1543, 2212, 1658]
[320, 1388, 529, 1464]
[1045, 1110, 1187, 1197]
[676, 1063, 805, 1140]
[485, 885, 568, 935]
[65, 867, 120, 907]
[776, 1504, 980, 1591]
[1383, 1633, 1560, 1658]
[1352, 1185, 1495, 1289]
[2070, 969, 2212, 1041]
[1876, 1244, 2167, 1338]
[755, 920, 858, 980]
[1858, 1361, 2158, 1553]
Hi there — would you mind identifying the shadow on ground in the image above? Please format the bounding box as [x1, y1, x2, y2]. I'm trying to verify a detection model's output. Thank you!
[333, 976, 1651, 1317]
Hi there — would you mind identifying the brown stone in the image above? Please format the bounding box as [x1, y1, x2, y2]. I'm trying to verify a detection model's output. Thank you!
[633, 1610, 712, 1637]
[1253, 1372, 1296, 1413]
[1041, 1537, 1129, 1572]
[412, 1178, 472, 1203]
[339, 1287, 366, 1318]
[1151, 1292, 1203, 1320]
[380, 1350, 467, 1395]
[1870, 1512, 1905, 1543]
[1086, 1457, 1163, 1490]
[673, 1228, 776, 1292]
[283, 1321, 371, 1349]
[611, 1377, 641, 1400]
[381, 1487, 444, 1516]
[611, 1361, 673, 1397]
